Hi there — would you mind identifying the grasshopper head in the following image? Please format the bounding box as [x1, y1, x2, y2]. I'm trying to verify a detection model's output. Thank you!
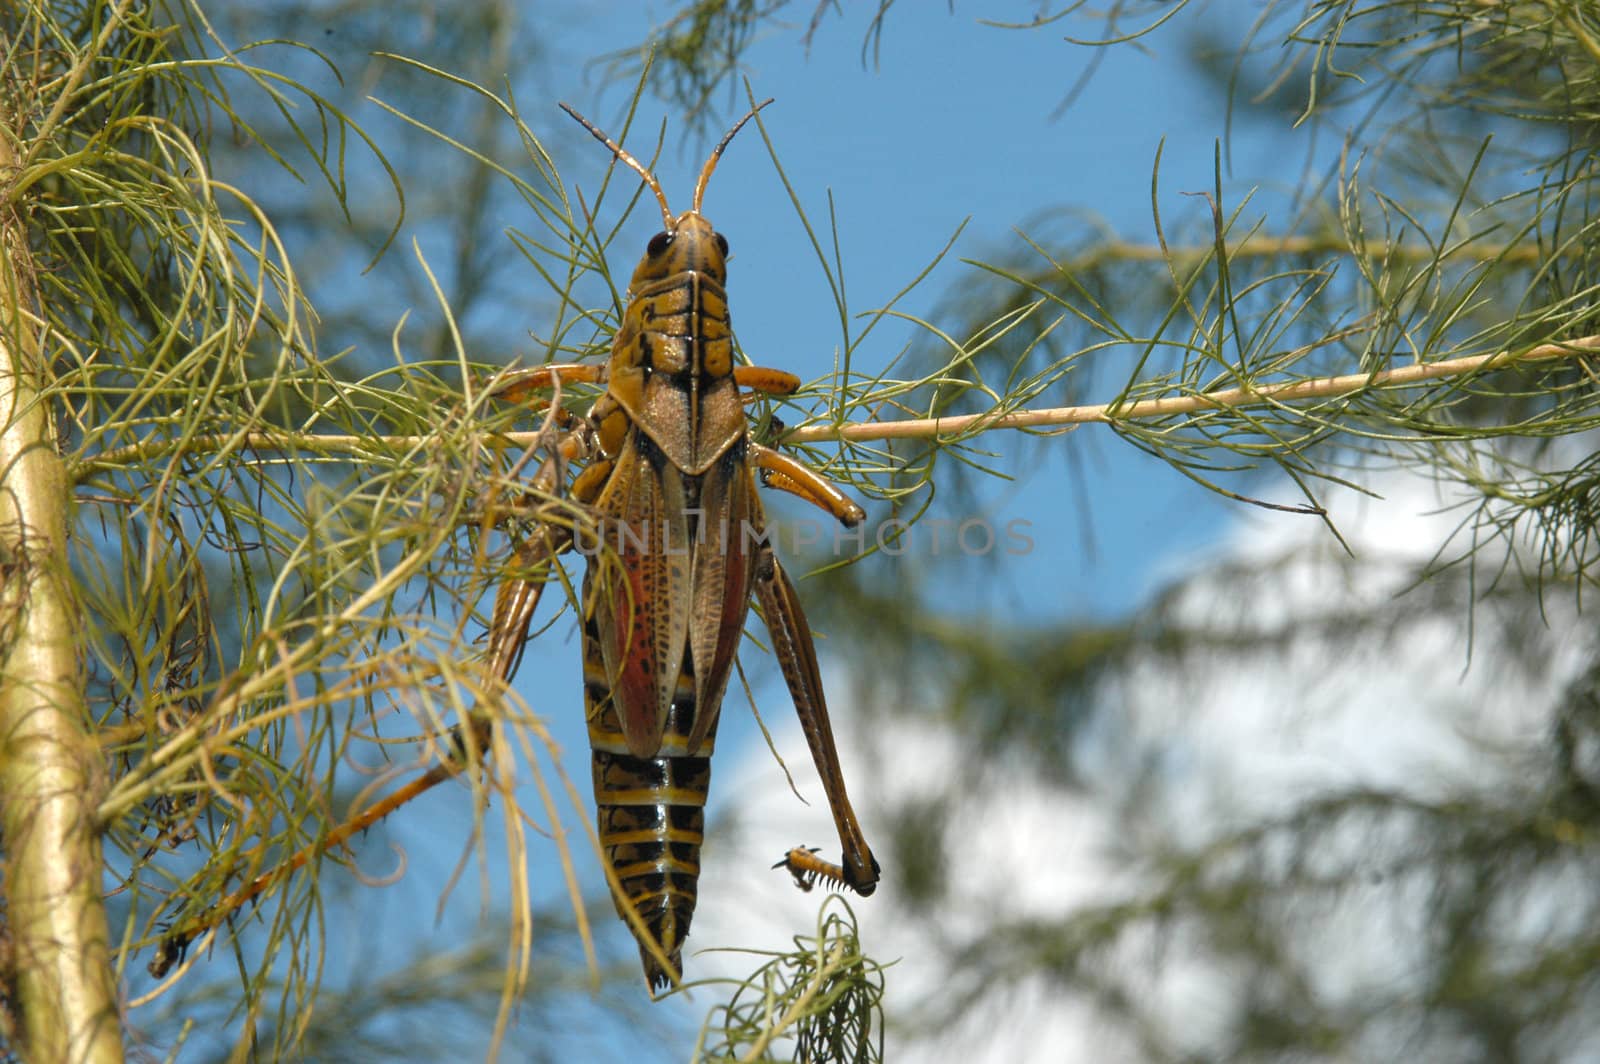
[630, 211, 729, 288]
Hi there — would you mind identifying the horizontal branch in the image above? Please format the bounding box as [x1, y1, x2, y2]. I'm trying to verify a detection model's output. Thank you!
[783, 333, 1600, 445]
[1072, 234, 1558, 269]
[75, 430, 390, 480]
[69, 334, 1600, 474]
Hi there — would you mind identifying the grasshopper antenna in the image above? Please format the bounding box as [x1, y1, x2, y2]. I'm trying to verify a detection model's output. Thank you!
[559, 102, 674, 228]
[691, 98, 774, 213]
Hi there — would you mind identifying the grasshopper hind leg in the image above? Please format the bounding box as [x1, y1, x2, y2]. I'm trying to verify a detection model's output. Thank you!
[754, 548, 880, 898]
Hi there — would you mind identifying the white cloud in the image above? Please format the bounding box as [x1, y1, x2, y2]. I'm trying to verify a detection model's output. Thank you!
[687, 466, 1594, 1061]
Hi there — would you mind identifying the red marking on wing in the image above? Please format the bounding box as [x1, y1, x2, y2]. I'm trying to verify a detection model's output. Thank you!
[591, 438, 691, 758]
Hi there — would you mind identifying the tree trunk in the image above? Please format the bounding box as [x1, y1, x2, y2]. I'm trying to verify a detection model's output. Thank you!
[0, 124, 123, 1063]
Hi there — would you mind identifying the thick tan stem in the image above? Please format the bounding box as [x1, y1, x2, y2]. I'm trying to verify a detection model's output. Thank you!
[0, 133, 123, 1061]
[785, 333, 1600, 444]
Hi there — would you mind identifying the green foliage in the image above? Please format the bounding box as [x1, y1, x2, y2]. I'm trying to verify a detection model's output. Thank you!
[691, 897, 885, 1064]
[4, 1, 591, 1056]
[597, 1, 903, 131]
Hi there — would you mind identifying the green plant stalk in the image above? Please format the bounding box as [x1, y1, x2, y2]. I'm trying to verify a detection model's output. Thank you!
[0, 130, 123, 1062]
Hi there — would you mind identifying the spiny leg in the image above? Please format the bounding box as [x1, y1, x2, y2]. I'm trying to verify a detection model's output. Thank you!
[755, 547, 879, 896]
[775, 846, 858, 892]
[746, 443, 875, 890]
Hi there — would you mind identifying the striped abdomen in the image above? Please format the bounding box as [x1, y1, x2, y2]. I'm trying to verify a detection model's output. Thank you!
[584, 606, 715, 990]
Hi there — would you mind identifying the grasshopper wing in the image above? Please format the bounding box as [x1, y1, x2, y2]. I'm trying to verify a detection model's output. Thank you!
[587, 434, 693, 758]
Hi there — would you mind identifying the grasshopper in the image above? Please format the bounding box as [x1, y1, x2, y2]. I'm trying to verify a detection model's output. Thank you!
[146, 100, 876, 991]
[483, 101, 879, 990]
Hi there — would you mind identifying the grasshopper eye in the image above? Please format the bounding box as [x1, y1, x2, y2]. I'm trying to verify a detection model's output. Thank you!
[647, 232, 673, 256]
[714, 233, 729, 257]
